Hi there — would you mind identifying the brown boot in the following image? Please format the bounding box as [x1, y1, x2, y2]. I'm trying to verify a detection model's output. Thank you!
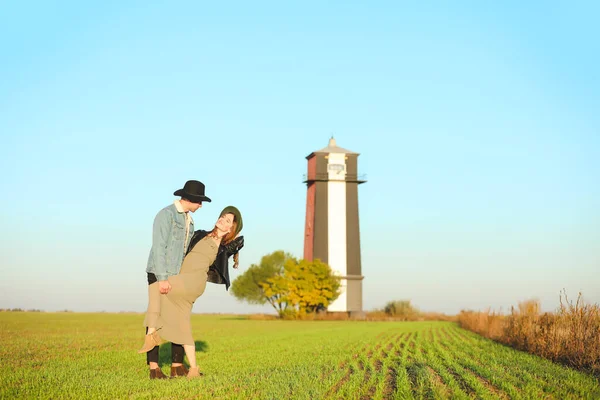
[137, 331, 163, 354]
[187, 367, 204, 379]
[170, 365, 189, 378]
[149, 368, 168, 380]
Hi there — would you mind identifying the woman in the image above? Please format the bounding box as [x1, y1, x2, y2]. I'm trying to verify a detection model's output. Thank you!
[139, 206, 244, 378]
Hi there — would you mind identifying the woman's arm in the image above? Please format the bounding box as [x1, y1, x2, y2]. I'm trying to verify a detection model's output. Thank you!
[223, 236, 244, 256]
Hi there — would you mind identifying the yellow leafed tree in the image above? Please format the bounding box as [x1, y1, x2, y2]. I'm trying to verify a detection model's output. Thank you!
[261, 258, 341, 318]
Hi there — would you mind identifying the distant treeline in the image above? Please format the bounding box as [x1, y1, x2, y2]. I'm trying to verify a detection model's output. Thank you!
[0, 309, 143, 313]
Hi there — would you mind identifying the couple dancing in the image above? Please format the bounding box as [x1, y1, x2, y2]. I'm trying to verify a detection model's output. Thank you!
[138, 180, 244, 379]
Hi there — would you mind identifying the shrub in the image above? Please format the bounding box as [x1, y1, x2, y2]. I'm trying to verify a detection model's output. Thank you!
[383, 300, 420, 321]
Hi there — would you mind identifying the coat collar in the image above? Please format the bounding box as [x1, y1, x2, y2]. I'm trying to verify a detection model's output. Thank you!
[173, 200, 194, 225]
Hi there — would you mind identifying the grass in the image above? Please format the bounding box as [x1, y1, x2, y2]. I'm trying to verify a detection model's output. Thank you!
[1, 312, 599, 399]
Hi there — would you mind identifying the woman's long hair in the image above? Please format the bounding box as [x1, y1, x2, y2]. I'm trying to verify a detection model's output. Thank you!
[208, 219, 240, 268]
[220, 220, 238, 245]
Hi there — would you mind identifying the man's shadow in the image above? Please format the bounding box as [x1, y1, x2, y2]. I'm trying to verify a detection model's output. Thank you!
[158, 341, 208, 367]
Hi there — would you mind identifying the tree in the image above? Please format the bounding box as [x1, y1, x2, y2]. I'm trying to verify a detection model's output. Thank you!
[266, 258, 341, 316]
[230, 250, 296, 310]
[231, 252, 341, 318]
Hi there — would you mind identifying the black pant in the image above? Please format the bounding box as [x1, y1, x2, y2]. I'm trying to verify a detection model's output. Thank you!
[146, 273, 184, 365]
[146, 327, 184, 364]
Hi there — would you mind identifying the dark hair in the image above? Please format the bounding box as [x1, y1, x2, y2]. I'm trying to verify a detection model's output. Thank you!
[181, 197, 201, 204]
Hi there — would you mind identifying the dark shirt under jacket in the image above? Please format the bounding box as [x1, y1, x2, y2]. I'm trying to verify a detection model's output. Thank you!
[186, 230, 244, 291]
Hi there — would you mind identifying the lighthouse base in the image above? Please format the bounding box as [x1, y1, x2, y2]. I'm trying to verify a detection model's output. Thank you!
[327, 274, 364, 313]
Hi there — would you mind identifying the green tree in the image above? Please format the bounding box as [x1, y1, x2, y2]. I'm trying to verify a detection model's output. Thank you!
[260, 258, 341, 318]
[230, 250, 296, 311]
[231, 252, 341, 318]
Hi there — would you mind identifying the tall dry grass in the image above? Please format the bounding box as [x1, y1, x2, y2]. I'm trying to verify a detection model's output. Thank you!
[458, 291, 600, 376]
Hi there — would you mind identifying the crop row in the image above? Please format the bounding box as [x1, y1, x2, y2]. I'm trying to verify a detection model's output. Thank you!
[322, 325, 599, 400]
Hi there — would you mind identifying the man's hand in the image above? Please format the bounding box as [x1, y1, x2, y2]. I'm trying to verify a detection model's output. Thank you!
[158, 280, 171, 294]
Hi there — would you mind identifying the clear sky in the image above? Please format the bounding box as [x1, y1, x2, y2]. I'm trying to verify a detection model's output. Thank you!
[1, 1, 598, 315]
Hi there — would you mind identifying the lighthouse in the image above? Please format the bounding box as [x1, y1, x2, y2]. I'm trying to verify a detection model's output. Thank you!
[303, 138, 366, 313]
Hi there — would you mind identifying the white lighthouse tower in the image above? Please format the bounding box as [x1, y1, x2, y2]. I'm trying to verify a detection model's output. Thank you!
[303, 138, 366, 312]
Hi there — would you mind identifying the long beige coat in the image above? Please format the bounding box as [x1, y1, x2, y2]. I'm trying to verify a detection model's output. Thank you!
[144, 236, 218, 345]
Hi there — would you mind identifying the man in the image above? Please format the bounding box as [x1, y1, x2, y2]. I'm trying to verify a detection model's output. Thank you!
[144, 180, 211, 379]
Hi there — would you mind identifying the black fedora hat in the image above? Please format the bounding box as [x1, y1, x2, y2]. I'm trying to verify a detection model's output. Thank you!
[174, 180, 212, 203]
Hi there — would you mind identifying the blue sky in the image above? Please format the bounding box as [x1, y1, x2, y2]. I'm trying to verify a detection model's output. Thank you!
[1, 1, 598, 314]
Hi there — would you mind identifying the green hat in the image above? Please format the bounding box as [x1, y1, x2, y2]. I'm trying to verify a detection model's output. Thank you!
[220, 206, 243, 236]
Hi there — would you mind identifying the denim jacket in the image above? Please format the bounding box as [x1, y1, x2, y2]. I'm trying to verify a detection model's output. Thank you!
[146, 201, 194, 281]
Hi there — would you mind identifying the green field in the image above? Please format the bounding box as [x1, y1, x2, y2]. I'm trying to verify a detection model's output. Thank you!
[1, 313, 598, 399]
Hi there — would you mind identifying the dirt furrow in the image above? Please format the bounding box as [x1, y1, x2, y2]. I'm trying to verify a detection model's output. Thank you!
[426, 366, 451, 399]
[382, 366, 398, 399]
[327, 365, 354, 396]
[473, 373, 510, 400]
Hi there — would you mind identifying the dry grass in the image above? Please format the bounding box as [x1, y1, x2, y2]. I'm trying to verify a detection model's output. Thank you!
[458, 291, 600, 376]
[247, 310, 456, 322]
[246, 313, 279, 320]
[364, 310, 456, 322]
